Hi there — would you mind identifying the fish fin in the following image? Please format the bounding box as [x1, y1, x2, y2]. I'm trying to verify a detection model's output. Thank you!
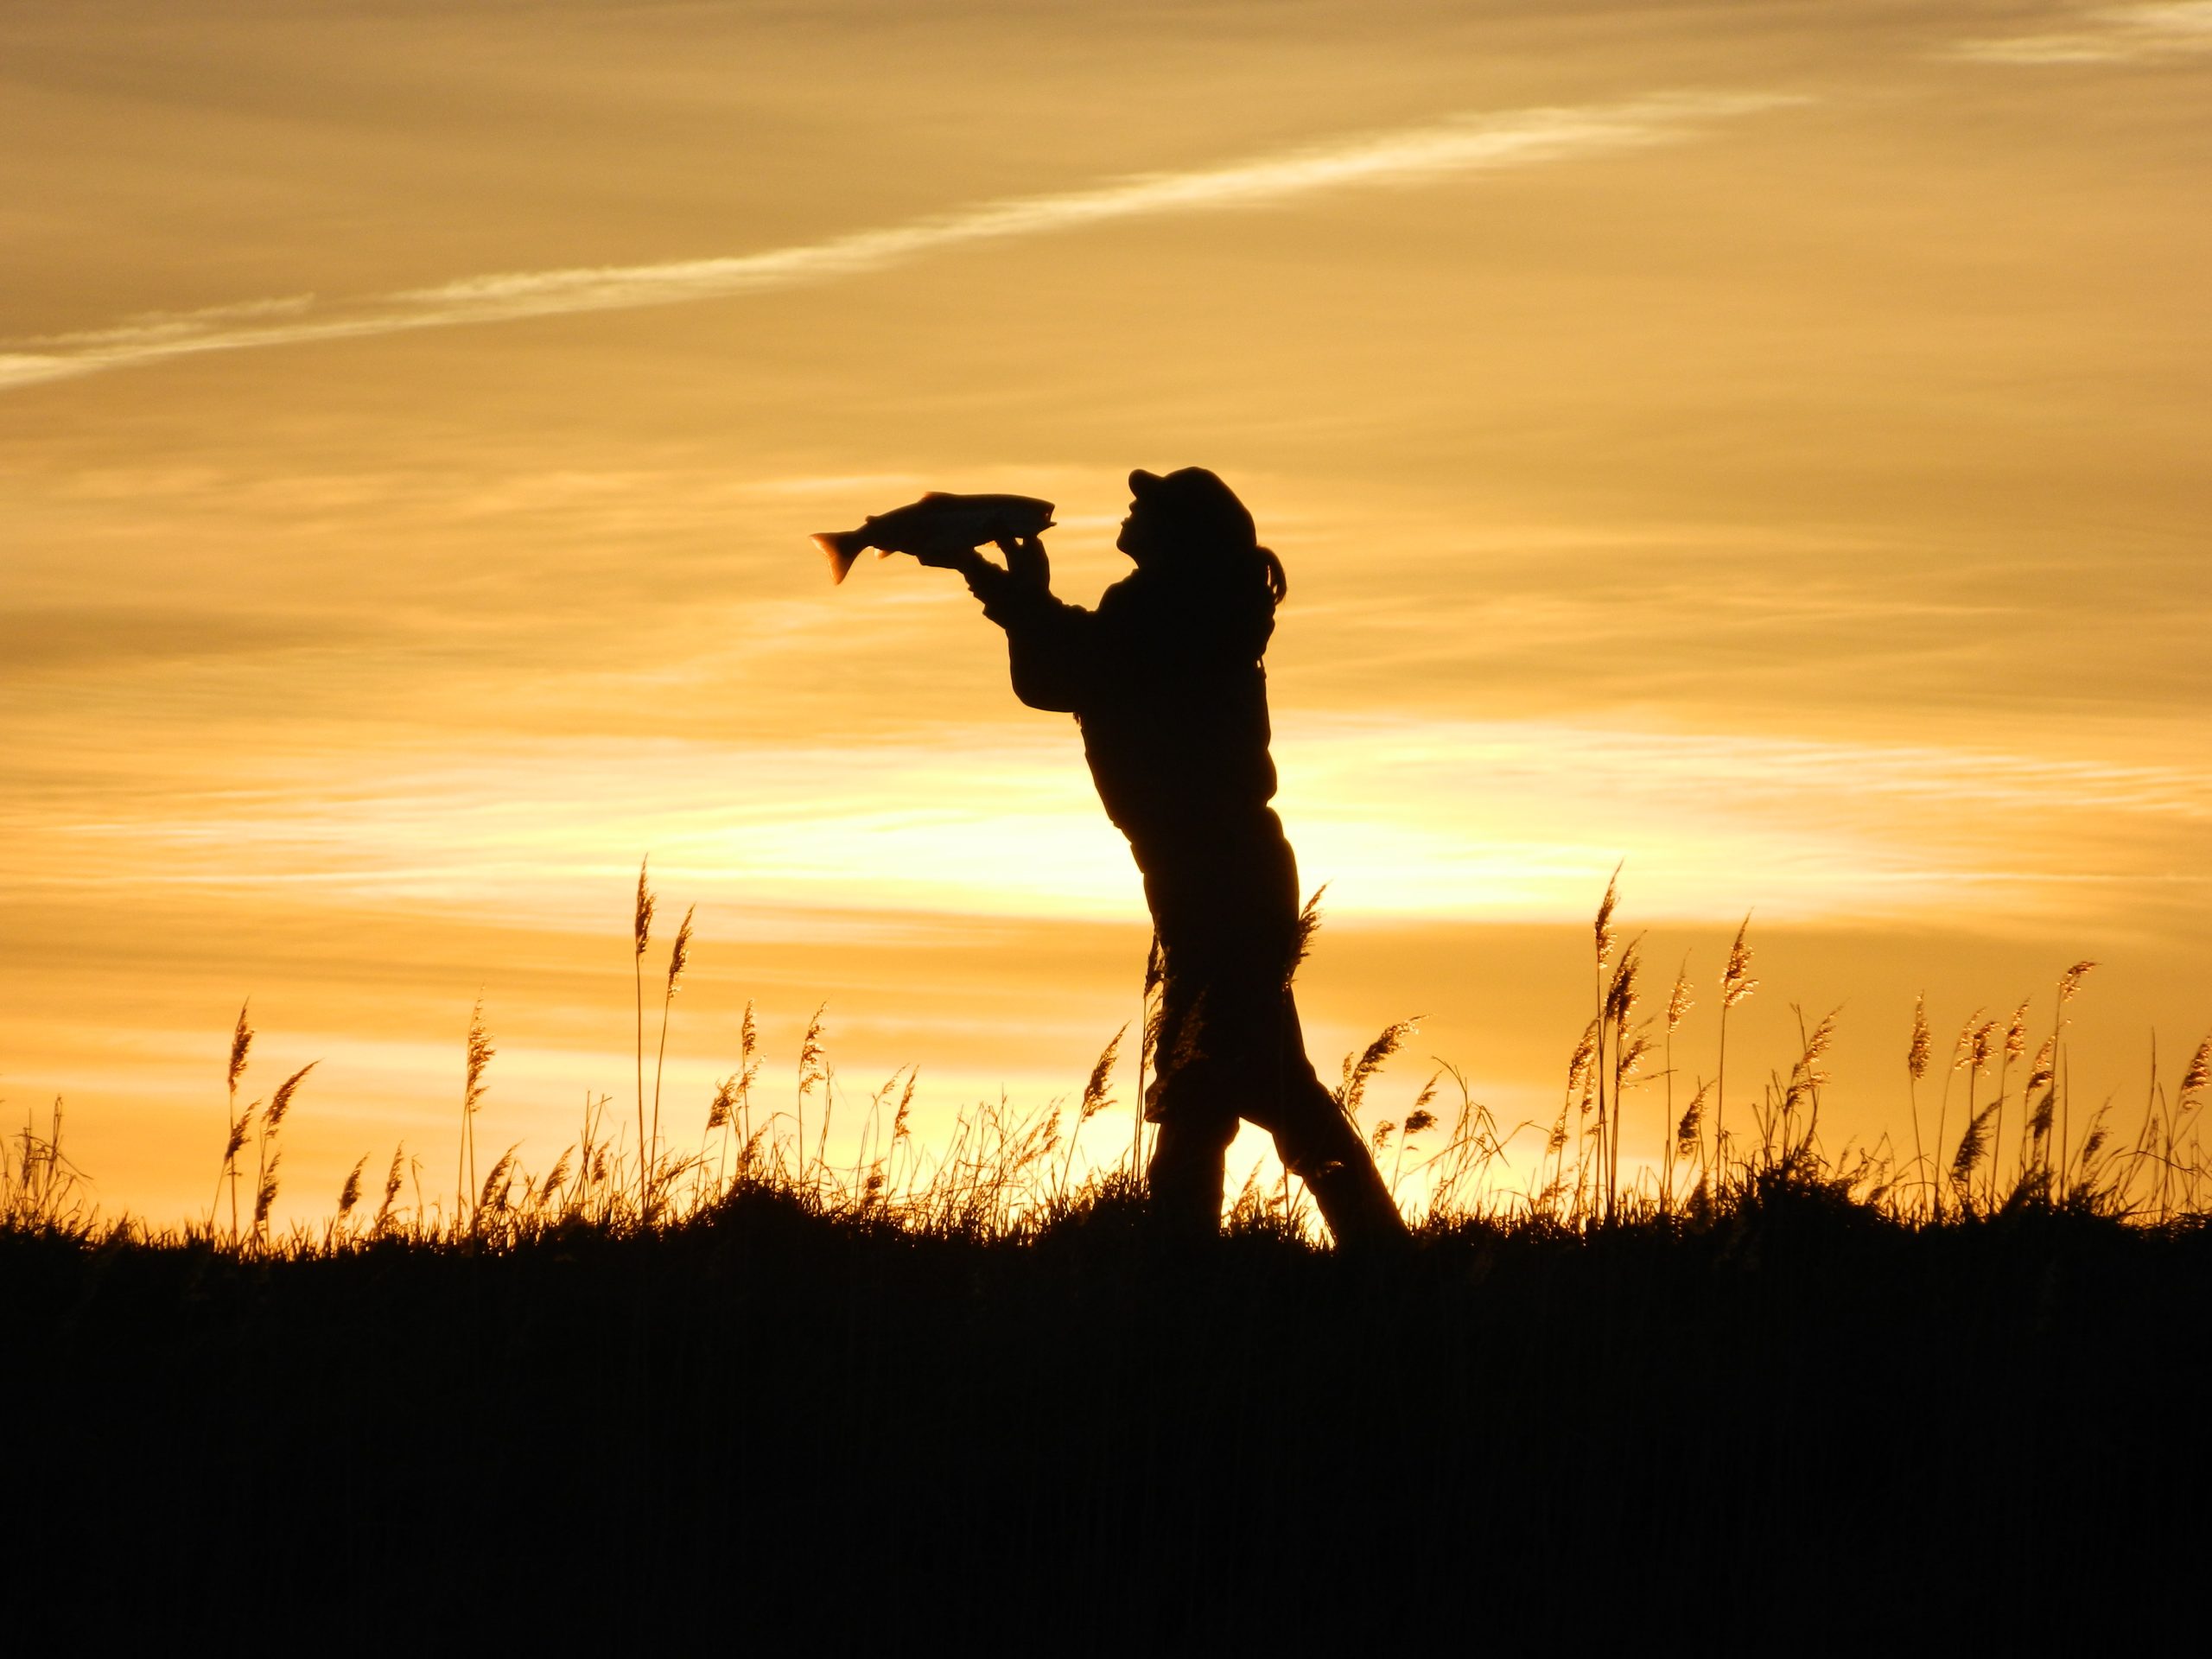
[812, 531, 868, 584]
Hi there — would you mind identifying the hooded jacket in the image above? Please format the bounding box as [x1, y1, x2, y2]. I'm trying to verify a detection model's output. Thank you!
[976, 562, 1280, 863]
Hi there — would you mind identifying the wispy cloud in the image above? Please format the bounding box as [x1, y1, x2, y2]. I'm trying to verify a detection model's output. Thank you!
[0, 92, 1794, 395]
[1951, 2, 2212, 65]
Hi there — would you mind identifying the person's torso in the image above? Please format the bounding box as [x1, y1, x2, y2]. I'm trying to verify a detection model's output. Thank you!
[1071, 569, 1279, 850]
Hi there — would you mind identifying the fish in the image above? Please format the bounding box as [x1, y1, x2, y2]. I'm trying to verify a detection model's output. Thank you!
[812, 493, 1056, 584]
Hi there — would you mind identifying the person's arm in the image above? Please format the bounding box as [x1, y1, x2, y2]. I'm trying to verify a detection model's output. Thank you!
[928, 536, 1099, 713]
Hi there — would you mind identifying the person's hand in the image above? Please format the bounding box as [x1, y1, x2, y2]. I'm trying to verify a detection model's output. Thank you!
[996, 533, 1049, 592]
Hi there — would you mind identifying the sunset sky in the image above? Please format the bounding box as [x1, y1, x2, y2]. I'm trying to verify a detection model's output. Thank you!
[5, 1, 2208, 1224]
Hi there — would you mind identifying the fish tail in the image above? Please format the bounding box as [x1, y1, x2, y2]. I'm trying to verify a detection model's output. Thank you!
[812, 530, 870, 584]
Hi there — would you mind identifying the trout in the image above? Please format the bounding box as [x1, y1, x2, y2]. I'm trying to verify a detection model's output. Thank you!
[812, 493, 1055, 584]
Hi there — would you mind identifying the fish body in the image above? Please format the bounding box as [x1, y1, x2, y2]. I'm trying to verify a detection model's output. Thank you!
[813, 493, 1055, 584]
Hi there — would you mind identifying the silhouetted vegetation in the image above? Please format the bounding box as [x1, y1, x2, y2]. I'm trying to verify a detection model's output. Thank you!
[8, 872, 2206, 1642]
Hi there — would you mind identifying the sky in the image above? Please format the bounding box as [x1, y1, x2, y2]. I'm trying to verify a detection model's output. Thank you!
[3, 0, 2209, 1224]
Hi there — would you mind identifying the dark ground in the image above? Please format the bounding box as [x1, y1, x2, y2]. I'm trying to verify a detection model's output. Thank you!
[7, 1180, 2207, 1649]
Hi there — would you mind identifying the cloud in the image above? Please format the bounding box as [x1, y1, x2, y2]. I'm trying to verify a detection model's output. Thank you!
[0, 92, 1796, 396]
[1951, 2, 2212, 65]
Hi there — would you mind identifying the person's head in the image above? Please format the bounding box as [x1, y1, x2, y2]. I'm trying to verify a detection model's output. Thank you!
[1117, 467, 1287, 605]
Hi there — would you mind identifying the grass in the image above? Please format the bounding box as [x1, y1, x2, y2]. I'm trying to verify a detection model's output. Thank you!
[5, 874, 2208, 1643]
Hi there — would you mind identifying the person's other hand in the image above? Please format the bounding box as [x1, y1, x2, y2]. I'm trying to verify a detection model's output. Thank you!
[996, 533, 1049, 591]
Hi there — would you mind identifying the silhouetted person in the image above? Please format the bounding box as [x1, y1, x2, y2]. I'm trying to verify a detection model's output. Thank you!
[924, 467, 1408, 1249]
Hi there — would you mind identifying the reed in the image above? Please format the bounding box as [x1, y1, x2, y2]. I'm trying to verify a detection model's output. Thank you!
[18, 871, 2209, 1257]
[633, 859, 656, 1217]
[460, 1001, 493, 1229]
[1907, 994, 1933, 1217]
[648, 904, 694, 1218]
[1662, 959, 1694, 1213]
[1714, 915, 1758, 1197]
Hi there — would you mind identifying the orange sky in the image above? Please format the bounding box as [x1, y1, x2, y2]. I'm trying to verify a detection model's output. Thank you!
[4, 1, 2209, 1223]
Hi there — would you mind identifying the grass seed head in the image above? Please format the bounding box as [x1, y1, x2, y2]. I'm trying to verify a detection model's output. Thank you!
[227, 1001, 254, 1094]
[1968, 1019, 1997, 1074]
[1605, 937, 1643, 1026]
[2005, 1000, 2031, 1065]
[337, 1155, 365, 1217]
[1951, 1103, 1996, 1186]
[2026, 1036, 2056, 1096]
[633, 858, 655, 958]
[1951, 1009, 1986, 1071]
[707, 1077, 736, 1132]
[1079, 1027, 1124, 1124]
[798, 1004, 828, 1097]
[1338, 1018, 1419, 1121]
[2182, 1038, 2212, 1103]
[1721, 916, 1758, 1009]
[254, 1149, 281, 1230]
[1667, 963, 1694, 1033]
[1676, 1082, 1711, 1154]
[378, 1144, 404, 1224]
[224, 1106, 256, 1165]
[464, 1001, 494, 1114]
[264, 1061, 317, 1139]
[1908, 995, 1933, 1081]
[2058, 960, 2098, 1003]
[1288, 886, 1326, 986]
[1566, 1019, 1599, 1098]
[480, 1146, 518, 1215]
[1594, 864, 1621, 968]
[666, 905, 694, 993]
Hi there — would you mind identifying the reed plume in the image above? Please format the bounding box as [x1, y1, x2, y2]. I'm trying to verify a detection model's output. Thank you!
[253, 1062, 316, 1240]
[253, 1148, 281, 1238]
[633, 857, 655, 1216]
[1993, 997, 2030, 1205]
[796, 1004, 828, 1185]
[1137, 931, 1166, 1176]
[2052, 961, 2097, 1194]
[460, 1000, 493, 1225]
[1676, 1081, 1711, 1159]
[1337, 1018, 1419, 1124]
[337, 1156, 365, 1221]
[1714, 914, 1757, 1189]
[1288, 884, 1327, 987]
[1391, 1074, 1440, 1198]
[1908, 993, 1933, 1215]
[2181, 1039, 2210, 1104]
[1661, 956, 1694, 1209]
[1601, 934, 1643, 1217]
[375, 1144, 404, 1234]
[219, 1001, 254, 1238]
[1060, 1026, 1125, 1192]
[647, 903, 695, 1214]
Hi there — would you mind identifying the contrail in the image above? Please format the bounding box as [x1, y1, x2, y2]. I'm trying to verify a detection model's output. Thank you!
[0, 92, 1797, 393]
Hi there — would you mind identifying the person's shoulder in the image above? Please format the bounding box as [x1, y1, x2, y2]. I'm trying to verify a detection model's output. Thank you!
[1096, 569, 1149, 617]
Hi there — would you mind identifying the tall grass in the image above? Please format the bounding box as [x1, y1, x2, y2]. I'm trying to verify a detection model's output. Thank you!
[13, 871, 2209, 1257]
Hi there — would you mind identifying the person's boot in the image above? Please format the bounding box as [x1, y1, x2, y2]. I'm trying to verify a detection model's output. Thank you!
[1145, 1116, 1228, 1243]
[1300, 1154, 1411, 1255]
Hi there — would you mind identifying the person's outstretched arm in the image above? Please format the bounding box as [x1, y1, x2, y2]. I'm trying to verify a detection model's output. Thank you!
[925, 535, 1100, 714]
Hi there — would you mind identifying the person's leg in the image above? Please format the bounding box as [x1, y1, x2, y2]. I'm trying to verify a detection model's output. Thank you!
[1262, 998, 1410, 1251]
[1271, 1095, 1408, 1249]
[1145, 1105, 1237, 1239]
[1140, 937, 1236, 1237]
